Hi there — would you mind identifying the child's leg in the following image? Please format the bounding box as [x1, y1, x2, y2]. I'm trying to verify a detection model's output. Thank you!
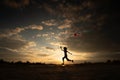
[66, 57, 74, 62]
[66, 57, 71, 61]
[62, 57, 65, 65]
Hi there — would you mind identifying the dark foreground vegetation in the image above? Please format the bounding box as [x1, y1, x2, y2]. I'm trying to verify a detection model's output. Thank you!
[0, 59, 120, 80]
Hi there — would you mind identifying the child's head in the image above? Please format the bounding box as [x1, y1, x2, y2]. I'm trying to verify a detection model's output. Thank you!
[64, 47, 67, 50]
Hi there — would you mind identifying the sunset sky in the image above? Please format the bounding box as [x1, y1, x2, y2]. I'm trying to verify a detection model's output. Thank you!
[0, 0, 120, 64]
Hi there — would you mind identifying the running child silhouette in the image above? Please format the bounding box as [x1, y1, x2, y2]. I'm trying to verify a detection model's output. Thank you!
[60, 46, 73, 65]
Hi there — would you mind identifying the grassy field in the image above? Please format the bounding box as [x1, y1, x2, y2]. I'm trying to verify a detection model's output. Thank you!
[0, 64, 120, 80]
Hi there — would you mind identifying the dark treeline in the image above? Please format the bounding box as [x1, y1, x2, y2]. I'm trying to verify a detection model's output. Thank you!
[75, 60, 120, 66]
[0, 59, 46, 65]
[0, 59, 120, 65]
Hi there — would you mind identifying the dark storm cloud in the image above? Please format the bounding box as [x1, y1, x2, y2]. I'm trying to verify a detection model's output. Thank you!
[2, 0, 30, 8]
[34, 0, 120, 53]
[60, 0, 120, 53]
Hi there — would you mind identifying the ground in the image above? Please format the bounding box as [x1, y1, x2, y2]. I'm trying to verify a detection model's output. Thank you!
[0, 64, 120, 80]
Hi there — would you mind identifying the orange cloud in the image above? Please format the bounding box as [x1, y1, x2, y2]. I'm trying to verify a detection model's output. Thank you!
[26, 25, 43, 30]
[58, 19, 72, 29]
[41, 19, 57, 26]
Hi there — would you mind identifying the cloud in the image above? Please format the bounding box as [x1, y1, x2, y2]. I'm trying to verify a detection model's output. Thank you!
[0, 27, 25, 38]
[43, 3, 56, 15]
[41, 19, 57, 26]
[0, 37, 27, 49]
[58, 24, 71, 29]
[42, 1, 84, 19]
[45, 47, 54, 50]
[0, 47, 30, 62]
[85, 52, 120, 62]
[58, 19, 72, 29]
[32, 31, 56, 41]
[3, 0, 30, 8]
[0, 25, 42, 61]
[45, 47, 55, 51]
[32, 33, 50, 40]
[51, 0, 119, 53]
[65, 27, 120, 53]
[50, 42, 60, 46]
[20, 47, 50, 57]
[0, 24, 43, 38]
[0, 32, 46, 62]
[42, 33, 49, 37]
[49, 42, 67, 48]
[24, 41, 36, 49]
[0, 47, 17, 57]
[37, 54, 49, 57]
[0, 30, 37, 50]
[41, 19, 72, 30]
[32, 34, 41, 39]
[42, 0, 94, 20]
[26, 25, 43, 30]
[1, 0, 119, 62]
